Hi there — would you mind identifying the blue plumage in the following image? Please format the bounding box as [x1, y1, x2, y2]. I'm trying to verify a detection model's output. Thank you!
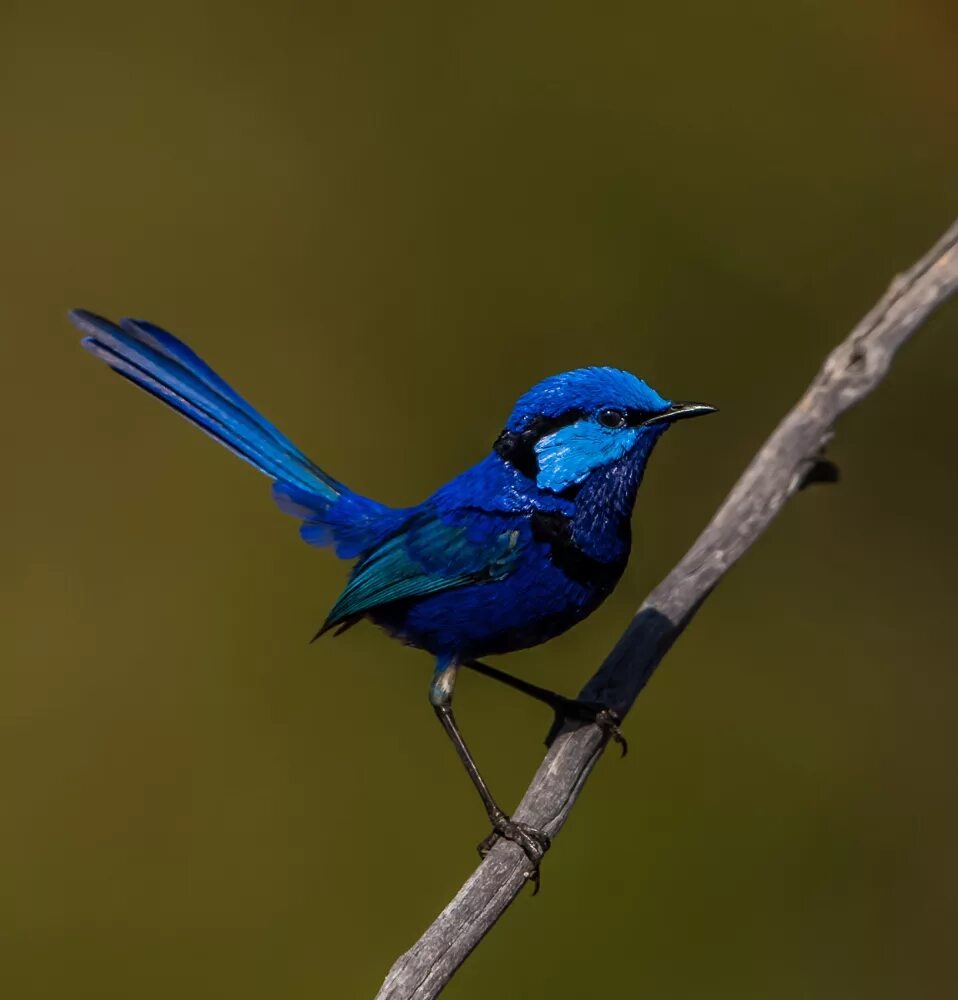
[319, 510, 520, 635]
[73, 310, 398, 558]
[74, 309, 715, 878]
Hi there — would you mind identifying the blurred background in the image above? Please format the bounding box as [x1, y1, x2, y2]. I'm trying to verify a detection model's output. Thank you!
[2, 1, 957, 997]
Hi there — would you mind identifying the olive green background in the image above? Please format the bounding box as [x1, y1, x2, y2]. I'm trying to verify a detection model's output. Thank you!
[2, 2, 957, 997]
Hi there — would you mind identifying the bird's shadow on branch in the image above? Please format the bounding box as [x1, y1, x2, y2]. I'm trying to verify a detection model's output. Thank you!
[582, 605, 696, 716]
[540, 606, 684, 747]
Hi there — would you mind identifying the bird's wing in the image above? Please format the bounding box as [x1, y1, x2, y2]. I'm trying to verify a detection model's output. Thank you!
[318, 510, 521, 635]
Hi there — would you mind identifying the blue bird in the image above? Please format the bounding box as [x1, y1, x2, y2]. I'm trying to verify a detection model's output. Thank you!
[72, 309, 715, 881]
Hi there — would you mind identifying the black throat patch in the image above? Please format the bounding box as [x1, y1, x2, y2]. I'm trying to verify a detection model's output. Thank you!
[529, 509, 629, 593]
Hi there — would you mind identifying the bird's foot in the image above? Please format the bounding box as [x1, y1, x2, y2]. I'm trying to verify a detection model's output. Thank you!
[477, 814, 551, 894]
[545, 699, 628, 755]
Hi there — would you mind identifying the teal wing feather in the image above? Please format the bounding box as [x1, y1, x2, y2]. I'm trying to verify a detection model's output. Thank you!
[318, 512, 521, 635]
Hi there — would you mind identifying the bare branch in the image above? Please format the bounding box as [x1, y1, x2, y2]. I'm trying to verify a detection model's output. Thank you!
[376, 219, 958, 1000]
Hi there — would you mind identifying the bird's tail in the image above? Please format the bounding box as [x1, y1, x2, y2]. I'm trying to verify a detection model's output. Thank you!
[72, 310, 399, 558]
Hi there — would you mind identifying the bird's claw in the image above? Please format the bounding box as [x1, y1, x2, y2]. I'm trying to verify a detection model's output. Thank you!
[478, 815, 551, 894]
[593, 706, 628, 757]
[545, 699, 628, 756]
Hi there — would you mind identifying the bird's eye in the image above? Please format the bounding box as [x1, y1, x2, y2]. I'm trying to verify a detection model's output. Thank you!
[597, 408, 627, 429]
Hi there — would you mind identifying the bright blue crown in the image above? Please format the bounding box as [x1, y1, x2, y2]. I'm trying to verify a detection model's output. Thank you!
[505, 367, 670, 431]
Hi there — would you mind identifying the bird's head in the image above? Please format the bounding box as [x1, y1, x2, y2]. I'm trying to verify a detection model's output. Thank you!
[494, 367, 715, 494]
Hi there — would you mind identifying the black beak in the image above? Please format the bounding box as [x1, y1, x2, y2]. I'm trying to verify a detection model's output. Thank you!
[642, 401, 718, 427]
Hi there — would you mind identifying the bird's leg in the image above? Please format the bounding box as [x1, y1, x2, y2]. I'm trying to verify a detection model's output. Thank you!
[463, 658, 628, 755]
[430, 661, 550, 891]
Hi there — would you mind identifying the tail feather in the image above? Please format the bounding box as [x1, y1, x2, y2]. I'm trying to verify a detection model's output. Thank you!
[117, 317, 318, 470]
[73, 310, 339, 497]
[73, 309, 401, 556]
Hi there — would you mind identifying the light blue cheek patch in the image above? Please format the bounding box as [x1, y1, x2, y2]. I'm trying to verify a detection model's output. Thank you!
[534, 421, 639, 492]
